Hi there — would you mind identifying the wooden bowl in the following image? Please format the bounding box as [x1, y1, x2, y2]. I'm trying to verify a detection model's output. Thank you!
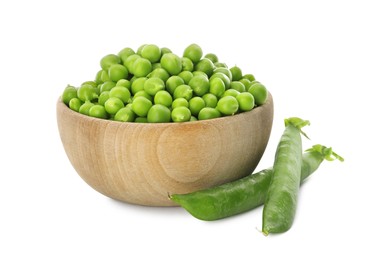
[56, 93, 273, 206]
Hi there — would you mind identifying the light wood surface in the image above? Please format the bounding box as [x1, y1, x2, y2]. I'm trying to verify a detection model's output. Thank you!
[56, 93, 273, 206]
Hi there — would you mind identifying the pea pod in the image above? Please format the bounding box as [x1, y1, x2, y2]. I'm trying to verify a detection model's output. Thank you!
[262, 117, 310, 235]
[169, 144, 343, 221]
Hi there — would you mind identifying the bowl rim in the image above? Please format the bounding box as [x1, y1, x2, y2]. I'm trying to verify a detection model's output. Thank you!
[57, 92, 273, 126]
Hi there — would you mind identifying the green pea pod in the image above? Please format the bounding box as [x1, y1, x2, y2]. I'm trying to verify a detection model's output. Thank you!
[169, 144, 343, 221]
[302, 144, 344, 177]
[262, 117, 310, 235]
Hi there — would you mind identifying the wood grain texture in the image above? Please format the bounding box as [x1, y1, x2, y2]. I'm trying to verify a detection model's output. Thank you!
[56, 93, 273, 206]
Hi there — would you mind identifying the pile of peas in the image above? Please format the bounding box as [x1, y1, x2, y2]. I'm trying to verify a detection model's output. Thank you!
[61, 44, 268, 123]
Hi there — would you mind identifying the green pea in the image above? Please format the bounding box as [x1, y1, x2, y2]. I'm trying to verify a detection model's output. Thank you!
[161, 47, 172, 55]
[172, 106, 191, 122]
[230, 81, 246, 92]
[239, 78, 251, 90]
[160, 53, 182, 75]
[98, 91, 110, 106]
[100, 70, 110, 82]
[154, 90, 173, 107]
[152, 63, 162, 70]
[81, 81, 97, 88]
[132, 57, 152, 77]
[178, 71, 194, 84]
[166, 75, 184, 95]
[202, 93, 218, 108]
[130, 75, 137, 83]
[100, 54, 121, 70]
[94, 82, 104, 92]
[104, 97, 124, 115]
[116, 79, 131, 90]
[141, 44, 161, 63]
[124, 54, 141, 74]
[192, 71, 208, 79]
[190, 116, 198, 121]
[118, 47, 135, 63]
[135, 117, 148, 123]
[181, 57, 194, 71]
[109, 86, 131, 103]
[188, 75, 210, 97]
[108, 64, 128, 82]
[245, 80, 260, 91]
[209, 77, 225, 98]
[183, 43, 203, 63]
[173, 84, 193, 100]
[236, 92, 255, 111]
[223, 89, 240, 98]
[230, 65, 243, 81]
[95, 70, 104, 84]
[210, 72, 231, 89]
[248, 83, 268, 105]
[147, 68, 170, 82]
[132, 96, 153, 117]
[99, 81, 116, 93]
[198, 107, 221, 120]
[204, 53, 218, 63]
[213, 67, 232, 81]
[79, 101, 94, 115]
[131, 77, 147, 94]
[189, 97, 205, 116]
[152, 62, 162, 71]
[136, 44, 147, 55]
[68, 97, 82, 112]
[214, 62, 228, 68]
[89, 104, 108, 119]
[242, 73, 256, 82]
[217, 95, 239, 115]
[144, 77, 165, 96]
[195, 58, 215, 77]
[94, 85, 100, 95]
[133, 90, 153, 102]
[147, 104, 171, 123]
[172, 98, 189, 109]
[62, 85, 77, 105]
[114, 107, 135, 122]
[77, 84, 98, 102]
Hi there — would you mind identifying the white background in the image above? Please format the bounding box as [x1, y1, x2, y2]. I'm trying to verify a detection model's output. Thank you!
[1, 0, 372, 259]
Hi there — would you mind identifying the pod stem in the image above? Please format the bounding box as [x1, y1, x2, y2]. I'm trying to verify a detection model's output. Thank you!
[284, 117, 311, 139]
[306, 144, 344, 162]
